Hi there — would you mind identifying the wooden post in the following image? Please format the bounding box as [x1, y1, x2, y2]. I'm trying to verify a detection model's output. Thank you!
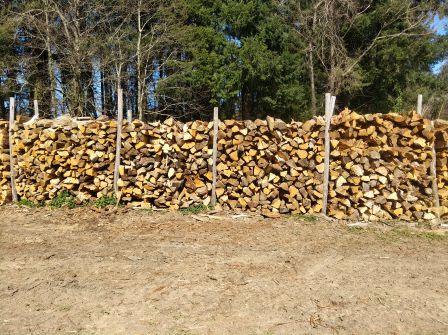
[417, 96, 440, 223]
[322, 93, 335, 216]
[430, 120, 441, 223]
[417, 94, 423, 116]
[33, 99, 39, 118]
[127, 109, 132, 122]
[210, 107, 219, 207]
[113, 89, 124, 196]
[8, 97, 18, 202]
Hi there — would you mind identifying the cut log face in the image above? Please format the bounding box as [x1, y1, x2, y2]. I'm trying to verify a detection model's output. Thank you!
[0, 111, 446, 220]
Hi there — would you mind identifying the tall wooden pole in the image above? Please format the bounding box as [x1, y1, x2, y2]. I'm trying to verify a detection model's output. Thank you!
[113, 89, 124, 196]
[416, 95, 440, 224]
[210, 107, 219, 207]
[322, 93, 335, 216]
[33, 99, 39, 118]
[8, 97, 18, 202]
[430, 120, 441, 222]
[417, 94, 423, 116]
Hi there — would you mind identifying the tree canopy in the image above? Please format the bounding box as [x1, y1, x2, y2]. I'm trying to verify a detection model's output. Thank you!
[0, 0, 447, 120]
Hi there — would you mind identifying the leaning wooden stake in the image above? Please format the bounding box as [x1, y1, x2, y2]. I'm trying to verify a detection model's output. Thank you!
[210, 107, 219, 207]
[113, 89, 124, 197]
[8, 97, 18, 202]
[430, 120, 441, 222]
[34, 100, 39, 117]
[322, 93, 335, 216]
[416, 96, 440, 223]
[417, 94, 423, 116]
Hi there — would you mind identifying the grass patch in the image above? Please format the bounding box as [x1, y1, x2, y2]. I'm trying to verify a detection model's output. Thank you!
[95, 196, 119, 208]
[292, 214, 318, 223]
[179, 204, 210, 215]
[368, 227, 447, 242]
[49, 191, 77, 209]
[390, 228, 447, 241]
[17, 198, 40, 208]
[138, 208, 153, 214]
[420, 231, 447, 241]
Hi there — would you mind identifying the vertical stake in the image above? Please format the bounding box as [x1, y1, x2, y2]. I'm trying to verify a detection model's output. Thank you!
[321, 93, 335, 216]
[8, 97, 18, 202]
[127, 109, 132, 123]
[210, 107, 219, 207]
[417, 95, 440, 223]
[417, 94, 423, 116]
[430, 120, 441, 224]
[113, 89, 124, 197]
[33, 99, 39, 119]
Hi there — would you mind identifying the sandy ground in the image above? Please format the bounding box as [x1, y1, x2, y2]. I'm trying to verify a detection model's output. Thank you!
[0, 205, 447, 335]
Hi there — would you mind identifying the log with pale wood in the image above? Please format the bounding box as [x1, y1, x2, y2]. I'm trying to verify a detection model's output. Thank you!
[0, 111, 446, 221]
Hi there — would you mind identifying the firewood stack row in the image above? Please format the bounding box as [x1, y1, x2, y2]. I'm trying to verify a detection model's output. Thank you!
[327, 110, 436, 221]
[435, 120, 448, 217]
[216, 117, 325, 214]
[0, 111, 446, 220]
[0, 121, 10, 204]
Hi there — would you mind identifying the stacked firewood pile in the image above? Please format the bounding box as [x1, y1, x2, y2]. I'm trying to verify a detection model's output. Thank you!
[0, 121, 10, 204]
[10, 117, 214, 208]
[435, 120, 448, 217]
[13, 118, 116, 202]
[216, 117, 325, 215]
[328, 110, 436, 221]
[118, 118, 213, 208]
[0, 111, 446, 220]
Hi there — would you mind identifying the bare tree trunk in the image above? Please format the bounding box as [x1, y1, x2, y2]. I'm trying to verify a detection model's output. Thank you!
[137, 6, 143, 120]
[72, 66, 83, 116]
[44, 3, 56, 118]
[308, 44, 317, 116]
[116, 63, 122, 116]
[328, 40, 336, 94]
[136, 0, 146, 121]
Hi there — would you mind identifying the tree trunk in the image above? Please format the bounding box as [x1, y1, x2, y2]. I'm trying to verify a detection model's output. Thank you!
[71, 67, 83, 116]
[308, 44, 317, 116]
[137, 2, 144, 121]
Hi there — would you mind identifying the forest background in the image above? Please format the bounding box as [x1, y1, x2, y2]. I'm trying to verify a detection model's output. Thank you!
[0, 0, 447, 121]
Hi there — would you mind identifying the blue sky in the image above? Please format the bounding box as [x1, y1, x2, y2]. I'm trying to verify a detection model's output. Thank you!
[432, 15, 447, 74]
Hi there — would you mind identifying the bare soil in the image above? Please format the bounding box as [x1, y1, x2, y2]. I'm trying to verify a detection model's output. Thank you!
[0, 206, 447, 335]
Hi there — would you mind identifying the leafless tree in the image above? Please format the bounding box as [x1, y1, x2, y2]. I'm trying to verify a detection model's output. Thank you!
[281, 0, 437, 115]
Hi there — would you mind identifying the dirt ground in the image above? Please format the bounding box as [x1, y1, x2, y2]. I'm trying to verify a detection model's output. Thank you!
[0, 206, 447, 335]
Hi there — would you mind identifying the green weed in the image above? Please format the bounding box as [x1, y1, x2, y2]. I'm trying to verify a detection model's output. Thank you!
[179, 204, 210, 215]
[17, 198, 39, 208]
[292, 214, 318, 223]
[49, 191, 77, 209]
[95, 196, 119, 208]
[173, 331, 195, 335]
[391, 229, 447, 241]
